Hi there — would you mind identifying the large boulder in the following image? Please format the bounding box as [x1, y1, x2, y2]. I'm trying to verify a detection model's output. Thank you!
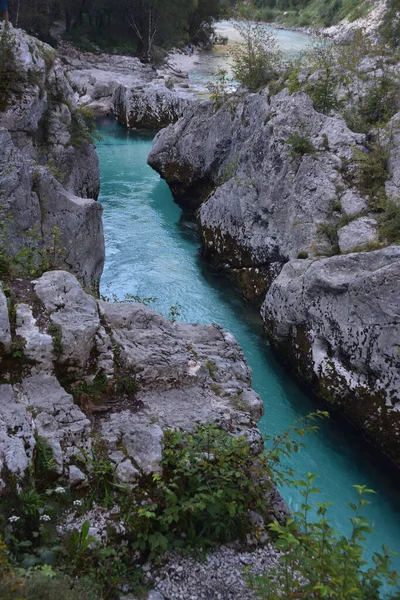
[148, 90, 367, 280]
[113, 82, 193, 129]
[0, 24, 99, 199]
[0, 129, 104, 289]
[0, 271, 263, 487]
[261, 247, 400, 463]
[0, 27, 104, 289]
[61, 48, 195, 128]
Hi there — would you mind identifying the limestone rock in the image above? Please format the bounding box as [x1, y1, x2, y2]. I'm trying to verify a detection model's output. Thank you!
[149, 90, 367, 271]
[386, 112, 400, 200]
[0, 27, 104, 289]
[261, 246, 400, 462]
[113, 82, 193, 130]
[34, 270, 100, 367]
[116, 459, 140, 484]
[337, 217, 378, 252]
[62, 50, 195, 127]
[15, 304, 53, 368]
[0, 283, 11, 354]
[1, 271, 263, 484]
[69, 465, 87, 487]
[15, 373, 91, 473]
[0, 25, 99, 200]
[0, 128, 42, 258]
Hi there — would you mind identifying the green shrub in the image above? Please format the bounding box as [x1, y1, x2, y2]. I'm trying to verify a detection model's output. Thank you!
[297, 250, 309, 259]
[74, 443, 118, 507]
[287, 132, 317, 159]
[47, 324, 63, 359]
[379, 199, 400, 244]
[249, 476, 400, 599]
[69, 107, 102, 148]
[231, 20, 282, 92]
[0, 568, 100, 600]
[0, 28, 23, 112]
[207, 68, 232, 109]
[124, 424, 273, 558]
[354, 142, 390, 209]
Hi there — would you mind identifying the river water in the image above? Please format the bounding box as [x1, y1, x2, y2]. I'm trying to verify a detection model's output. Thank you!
[183, 20, 313, 94]
[97, 24, 400, 576]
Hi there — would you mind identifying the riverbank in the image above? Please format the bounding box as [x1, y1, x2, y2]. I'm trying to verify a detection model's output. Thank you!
[231, 0, 387, 41]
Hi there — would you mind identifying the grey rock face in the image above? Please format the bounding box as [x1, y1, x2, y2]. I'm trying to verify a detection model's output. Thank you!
[61, 48, 195, 128]
[113, 83, 193, 130]
[337, 217, 378, 252]
[0, 130, 104, 289]
[0, 26, 99, 200]
[34, 270, 100, 367]
[149, 90, 366, 271]
[0, 283, 11, 354]
[1, 270, 263, 485]
[261, 247, 400, 461]
[386, 112, 400, 200]
[149, 86, 400, 462]
[0, 27, 104, 289]
[15, 304, 54, 368]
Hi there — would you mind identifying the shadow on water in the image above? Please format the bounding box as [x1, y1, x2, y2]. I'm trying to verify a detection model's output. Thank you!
[96, 119, 400, 573]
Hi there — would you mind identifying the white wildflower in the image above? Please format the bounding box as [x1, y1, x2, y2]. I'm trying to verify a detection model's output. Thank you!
[73, 499, 83, 507]
[54, 486, 66, 494]
[8, 515, 20, 523]
[40, 514, 51, 522]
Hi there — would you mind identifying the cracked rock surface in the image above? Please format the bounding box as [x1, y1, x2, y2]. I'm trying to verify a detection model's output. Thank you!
[0, 270, 263, 489]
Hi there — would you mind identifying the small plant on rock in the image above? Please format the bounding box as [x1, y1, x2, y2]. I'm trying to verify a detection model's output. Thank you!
[249, 478, 400, 599]
[287, 132, 317, 160]
[232, 20, 282, 92]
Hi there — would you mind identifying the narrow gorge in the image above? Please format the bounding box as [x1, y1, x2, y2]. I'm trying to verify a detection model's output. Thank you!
[0, 4, 400, 597]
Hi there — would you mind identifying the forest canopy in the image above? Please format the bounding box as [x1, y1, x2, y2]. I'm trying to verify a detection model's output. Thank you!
[7, 0, 232, 57]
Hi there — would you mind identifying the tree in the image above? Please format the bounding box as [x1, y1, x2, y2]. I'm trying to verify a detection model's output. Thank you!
[231, 20, 282, 92]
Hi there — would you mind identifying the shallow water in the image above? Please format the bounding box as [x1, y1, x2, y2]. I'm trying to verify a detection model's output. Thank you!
[185, 20, 313, 94]
[97, 121, 400, 574]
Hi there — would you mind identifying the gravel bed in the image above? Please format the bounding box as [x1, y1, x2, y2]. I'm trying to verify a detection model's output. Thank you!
[148, 543, 279, 600]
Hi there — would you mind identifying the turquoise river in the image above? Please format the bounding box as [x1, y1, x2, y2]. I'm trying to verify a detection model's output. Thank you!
[96, 41, 400, 574]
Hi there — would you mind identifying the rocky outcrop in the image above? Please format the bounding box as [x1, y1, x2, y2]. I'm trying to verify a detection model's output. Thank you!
[0, 25, 99, 199]
[323, 0, 387, 42]
[0, 270, 263, 489]
[60, 45, 195, 128]
[0, 25, 104, 289]
[148, 88, 400, 461]
[149, 90, 369, 294]
[261, 247, 400, 463]
[113, 82, 193, 130]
